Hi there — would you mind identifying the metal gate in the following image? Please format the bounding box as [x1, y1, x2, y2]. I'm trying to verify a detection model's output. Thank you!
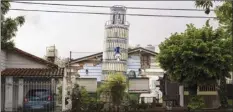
[1, 80, 62, 112]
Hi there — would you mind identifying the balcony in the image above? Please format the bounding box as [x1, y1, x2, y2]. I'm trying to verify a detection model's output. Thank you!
[105, 20, 130, 28]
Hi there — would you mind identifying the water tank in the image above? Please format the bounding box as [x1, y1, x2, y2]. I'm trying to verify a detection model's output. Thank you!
[46, 46, 57, 57]
[145, 44, 155, 52]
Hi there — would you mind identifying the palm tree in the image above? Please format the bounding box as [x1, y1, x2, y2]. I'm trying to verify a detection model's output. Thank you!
[98, 73, 127, 112]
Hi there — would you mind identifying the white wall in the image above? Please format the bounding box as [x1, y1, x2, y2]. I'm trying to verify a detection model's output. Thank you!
[76, 78, 97, 92]
[140, 75, 163, 103]
[74, 55, 141, 81]
[6, 52, 47, 68]
[127, 55, 141, 76]
[226, 72, 233, 84]
[77, 63, 102, 81]
[0, 50, 7, 70]
[140, 57, 164, 103]
[129, 78, 150, 93]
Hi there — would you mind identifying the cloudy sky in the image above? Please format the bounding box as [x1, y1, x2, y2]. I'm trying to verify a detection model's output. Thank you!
[7, 1, 221, 59]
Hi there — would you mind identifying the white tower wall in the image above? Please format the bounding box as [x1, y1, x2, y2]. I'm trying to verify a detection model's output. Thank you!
[102, 5, 130, 81]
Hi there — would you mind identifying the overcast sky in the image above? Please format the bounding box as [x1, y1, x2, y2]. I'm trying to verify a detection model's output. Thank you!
[7, 1, 221, 59]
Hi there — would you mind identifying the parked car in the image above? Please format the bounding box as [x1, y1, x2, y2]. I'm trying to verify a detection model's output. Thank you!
[23, 89, 55, 112]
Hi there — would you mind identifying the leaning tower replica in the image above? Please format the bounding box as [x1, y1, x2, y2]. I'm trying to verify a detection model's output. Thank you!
[102, 5, 130, 81]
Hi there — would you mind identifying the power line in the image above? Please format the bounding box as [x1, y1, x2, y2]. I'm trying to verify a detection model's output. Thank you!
[9, 8, 217, 19]
[9, 1, 215, 12]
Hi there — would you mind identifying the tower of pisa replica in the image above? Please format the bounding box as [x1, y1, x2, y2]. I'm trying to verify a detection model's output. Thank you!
[102, 5, 130, 81]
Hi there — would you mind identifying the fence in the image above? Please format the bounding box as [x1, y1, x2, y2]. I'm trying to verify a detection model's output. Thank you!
[1, 81, 62, 112]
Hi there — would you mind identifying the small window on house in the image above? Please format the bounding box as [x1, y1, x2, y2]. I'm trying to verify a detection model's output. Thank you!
[86, 69, 89, 75]
[141, 55, 151, 69]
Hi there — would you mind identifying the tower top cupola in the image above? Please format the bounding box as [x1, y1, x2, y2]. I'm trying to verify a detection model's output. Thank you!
[110, 5, 127, 25]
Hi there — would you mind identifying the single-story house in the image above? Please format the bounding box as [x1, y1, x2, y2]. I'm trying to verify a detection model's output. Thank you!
[1, 47, 64, 111]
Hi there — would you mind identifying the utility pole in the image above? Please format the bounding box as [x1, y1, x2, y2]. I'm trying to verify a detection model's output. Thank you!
[0, 0, 2, 111]
[62, 51, 73, 111]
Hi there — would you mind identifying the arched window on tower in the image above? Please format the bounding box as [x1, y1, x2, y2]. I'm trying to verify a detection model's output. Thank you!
[112, 14, 116, 24]
[122, 14, 125, 24]
[118, 14, 121, 20]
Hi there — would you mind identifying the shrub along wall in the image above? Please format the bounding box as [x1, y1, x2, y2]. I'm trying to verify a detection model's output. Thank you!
[184, 95, 220, 108]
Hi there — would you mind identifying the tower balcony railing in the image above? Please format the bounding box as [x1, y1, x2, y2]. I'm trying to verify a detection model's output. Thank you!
[105, 20, 130, 28]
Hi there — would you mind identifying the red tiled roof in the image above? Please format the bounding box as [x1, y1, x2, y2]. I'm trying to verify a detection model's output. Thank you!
[1, 68, 64, 77]
[9, 47, 58, 68]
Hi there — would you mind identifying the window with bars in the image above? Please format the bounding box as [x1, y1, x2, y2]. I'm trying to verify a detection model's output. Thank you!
[199, 85, 217, 91]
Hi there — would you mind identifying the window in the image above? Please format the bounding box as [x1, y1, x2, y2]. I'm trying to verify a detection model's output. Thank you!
[141, 55, 151, 69]
[112, 15, 116, 24]
[122, 15, 125, 24]
[118, 14, 121, 20]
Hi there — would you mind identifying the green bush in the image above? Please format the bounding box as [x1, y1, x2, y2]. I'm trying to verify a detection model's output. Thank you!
[187, 96, 205, 111]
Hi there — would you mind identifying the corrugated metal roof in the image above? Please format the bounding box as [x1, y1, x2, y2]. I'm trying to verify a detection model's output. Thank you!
[1, 68, 64, 77]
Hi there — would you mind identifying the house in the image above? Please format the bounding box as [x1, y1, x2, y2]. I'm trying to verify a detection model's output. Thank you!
[0, 47, 64, 111]
[68, 46, 164, 103]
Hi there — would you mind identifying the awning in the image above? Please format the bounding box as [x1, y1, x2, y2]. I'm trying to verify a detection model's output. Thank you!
[1, 68, 64, 77]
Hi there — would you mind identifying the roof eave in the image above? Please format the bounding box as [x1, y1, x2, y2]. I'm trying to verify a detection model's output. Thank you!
[69, 47, 158, 64]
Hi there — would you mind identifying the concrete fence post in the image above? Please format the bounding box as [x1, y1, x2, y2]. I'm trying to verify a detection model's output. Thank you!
[179, 85, 184, 107]
[18, 78, 24, 109]
[5, 76, 13, 111]
[62, 68, 67, 111]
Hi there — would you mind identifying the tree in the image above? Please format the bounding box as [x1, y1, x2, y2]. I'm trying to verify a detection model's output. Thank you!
[195, 1, 232, 108]
[157, 21, 232, 98]
[195, 0, 213, 14]
[214, 1, 232, 36]
[195, 1, 232, 36]
[70, 84, 98, 112]
[1, 0, 25, 49]
[98, 73, 127, 111]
